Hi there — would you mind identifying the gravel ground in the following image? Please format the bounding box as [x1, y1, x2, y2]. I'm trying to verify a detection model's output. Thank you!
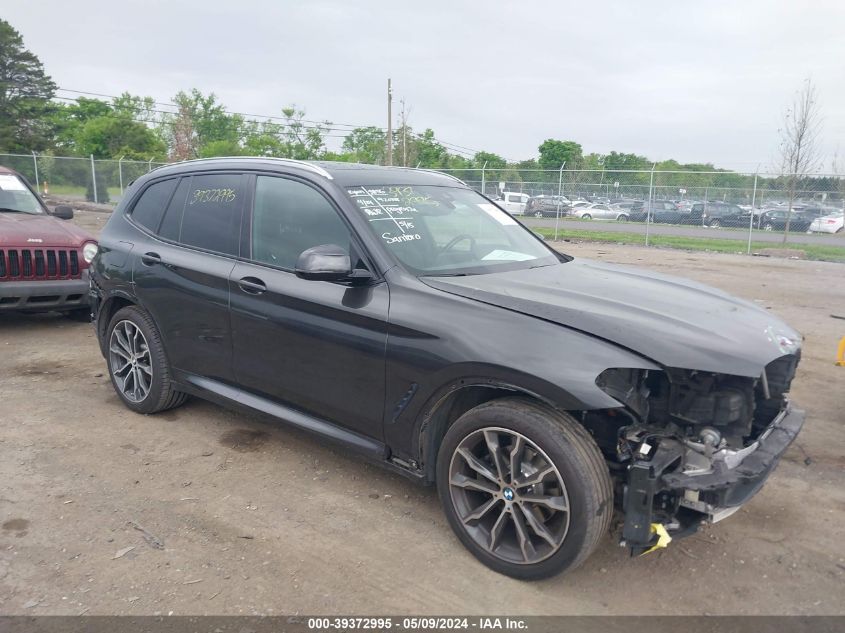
[1, 213, 843, 615]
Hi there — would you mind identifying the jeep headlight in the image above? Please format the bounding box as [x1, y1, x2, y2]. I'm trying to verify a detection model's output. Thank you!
[82, 242, 99, 263]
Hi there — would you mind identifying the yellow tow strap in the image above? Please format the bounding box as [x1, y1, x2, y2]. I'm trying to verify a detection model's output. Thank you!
[640, 523, 673, 555]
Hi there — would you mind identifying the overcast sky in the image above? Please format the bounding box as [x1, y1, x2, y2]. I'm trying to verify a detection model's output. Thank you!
[6, 1, 845, 171]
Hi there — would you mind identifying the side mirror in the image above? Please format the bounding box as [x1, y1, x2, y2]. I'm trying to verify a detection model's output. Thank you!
[295, 244, 352, 281]
[52, 205, 74, 220]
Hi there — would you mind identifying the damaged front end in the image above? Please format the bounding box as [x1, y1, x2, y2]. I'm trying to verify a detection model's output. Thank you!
[585, 353, 804, 554]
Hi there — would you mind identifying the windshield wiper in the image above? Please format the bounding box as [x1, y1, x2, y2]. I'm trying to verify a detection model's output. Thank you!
[0, 207, 25, 213]
[423, 272, 471, 277]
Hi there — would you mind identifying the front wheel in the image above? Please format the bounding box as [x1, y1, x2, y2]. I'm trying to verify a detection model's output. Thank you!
[436, 398, 613, 580]
[581, 214, 592, 220]
[616, 214, 628, 222]
[106, 305, 187, 414]
[710, 219, 721, 228]
[763, 223, 774, 231]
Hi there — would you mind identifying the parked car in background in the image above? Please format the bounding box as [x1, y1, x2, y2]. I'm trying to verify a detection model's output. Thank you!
[758, 209, 813, 232]
[571, 203, 629, 221]
[629, 201, 682, 224]
[525, 195, 570, 218]
[499, 191, 530, 215]
[0, 165, 98, 319]
[807, 210, 844, 234]
[687, 201, 748, 228]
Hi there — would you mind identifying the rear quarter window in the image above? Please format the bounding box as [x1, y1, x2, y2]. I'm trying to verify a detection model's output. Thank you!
[129, 178, 178, 232]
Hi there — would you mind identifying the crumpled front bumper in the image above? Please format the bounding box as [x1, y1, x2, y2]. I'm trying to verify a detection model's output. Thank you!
[622, 403, 805, 549]
[663, 404, 805, 509]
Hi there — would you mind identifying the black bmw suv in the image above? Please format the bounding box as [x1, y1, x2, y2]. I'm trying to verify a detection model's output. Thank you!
[91, 158, 804, 580]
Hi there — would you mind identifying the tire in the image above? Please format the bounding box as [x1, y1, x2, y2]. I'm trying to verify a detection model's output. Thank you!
[105, 305, 187, 414]
[63, 307, 92, 322]
[710, 219, 721, 228]
[534, 211, 543, 218]
[581, 214, 592, 220]
[617, 214, 628, 222]
[436, 398, 613, 580]
[763, 223, 774, 231]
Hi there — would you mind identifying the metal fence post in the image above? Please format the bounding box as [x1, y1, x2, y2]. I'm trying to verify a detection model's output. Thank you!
[645, 164, 656, 247]
[31, 151, 39, 193]
[554, 162, 565, 241]
[90, 154, 98, 204]
[746, 171, 759, 255]
[118, 155, 125, 196]
[481, 161, 487, 197]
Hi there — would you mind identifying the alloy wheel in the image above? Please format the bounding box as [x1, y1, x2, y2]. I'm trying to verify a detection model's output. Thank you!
[448, 427, 570, 565]
[109, 320, 153, 403]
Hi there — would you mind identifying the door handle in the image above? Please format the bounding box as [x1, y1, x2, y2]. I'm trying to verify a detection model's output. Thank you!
[237, 276, 267, 295]
[141, 252, 162, 266]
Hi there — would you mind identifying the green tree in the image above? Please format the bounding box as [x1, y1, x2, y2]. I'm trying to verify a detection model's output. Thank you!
[165, 89, 243, 160]
[279, 106, 330, 159]
[414, 129, 448, 168]
[0, 19, 57, 152]
[538, 139, 583, 170]
[76, 114, 165, 159]
[342, 126, 386, 163]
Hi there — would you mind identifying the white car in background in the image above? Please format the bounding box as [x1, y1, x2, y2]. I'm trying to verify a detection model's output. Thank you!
[499, 191, 529, 215]
[808, 210, 844, 234]
[571, 203, 630, 221]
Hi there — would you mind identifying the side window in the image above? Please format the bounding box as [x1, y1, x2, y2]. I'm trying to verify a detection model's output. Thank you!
[179, 174, 243, 255]
[129, 179, 178, 232]
[251, 176, 351, 270]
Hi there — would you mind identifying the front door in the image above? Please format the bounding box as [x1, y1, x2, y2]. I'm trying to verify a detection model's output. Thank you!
[229, 174, 388, 440]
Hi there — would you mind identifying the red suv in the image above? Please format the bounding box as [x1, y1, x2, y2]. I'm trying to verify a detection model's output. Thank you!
[0, 166, 98, 319]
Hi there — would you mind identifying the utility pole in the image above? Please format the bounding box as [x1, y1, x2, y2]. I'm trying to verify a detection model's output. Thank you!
[386, 78, 393, 166]
[399, 98, 410, 167]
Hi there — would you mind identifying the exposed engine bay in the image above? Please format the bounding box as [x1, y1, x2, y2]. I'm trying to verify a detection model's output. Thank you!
[586, 352, 803, 553]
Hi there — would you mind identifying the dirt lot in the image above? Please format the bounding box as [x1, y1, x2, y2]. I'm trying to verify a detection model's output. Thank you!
[1, 210, 843, 615]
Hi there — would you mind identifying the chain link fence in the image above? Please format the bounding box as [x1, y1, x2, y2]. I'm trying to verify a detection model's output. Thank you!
[436, 167, 845, 255]
[0, 153, 166, 205]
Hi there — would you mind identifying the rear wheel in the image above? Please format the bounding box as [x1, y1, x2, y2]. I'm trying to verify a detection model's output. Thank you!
[534, 211, 543, 218]
[710, 218, 721, 228]
[106, 305, 187, 414]
[436, 398, 613, 580]
[763, 223, 774, 231]
[581, 214, 592, 220]
[616, 214, 628, 222]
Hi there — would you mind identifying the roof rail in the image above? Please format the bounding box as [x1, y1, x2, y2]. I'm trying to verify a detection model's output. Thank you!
[154, 156, 333, 180]
[414, 168, 467, 186]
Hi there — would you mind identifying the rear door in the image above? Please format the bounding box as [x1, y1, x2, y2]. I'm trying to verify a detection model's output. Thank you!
[228, 173, 389, 439]
[131, 172, 246, 382]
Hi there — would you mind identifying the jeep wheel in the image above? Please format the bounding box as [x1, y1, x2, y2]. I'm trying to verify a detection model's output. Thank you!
[106, 305, 187, 414]
[436, 398, 612, 580]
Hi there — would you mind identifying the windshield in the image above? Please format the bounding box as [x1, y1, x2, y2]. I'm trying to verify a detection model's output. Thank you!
[346, 185, 561, 275]
[0, 174, 44, 214]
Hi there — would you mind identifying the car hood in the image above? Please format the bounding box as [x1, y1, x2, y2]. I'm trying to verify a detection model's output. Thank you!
[423, 258, 801, 377]
[0, 212, 95, 247]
